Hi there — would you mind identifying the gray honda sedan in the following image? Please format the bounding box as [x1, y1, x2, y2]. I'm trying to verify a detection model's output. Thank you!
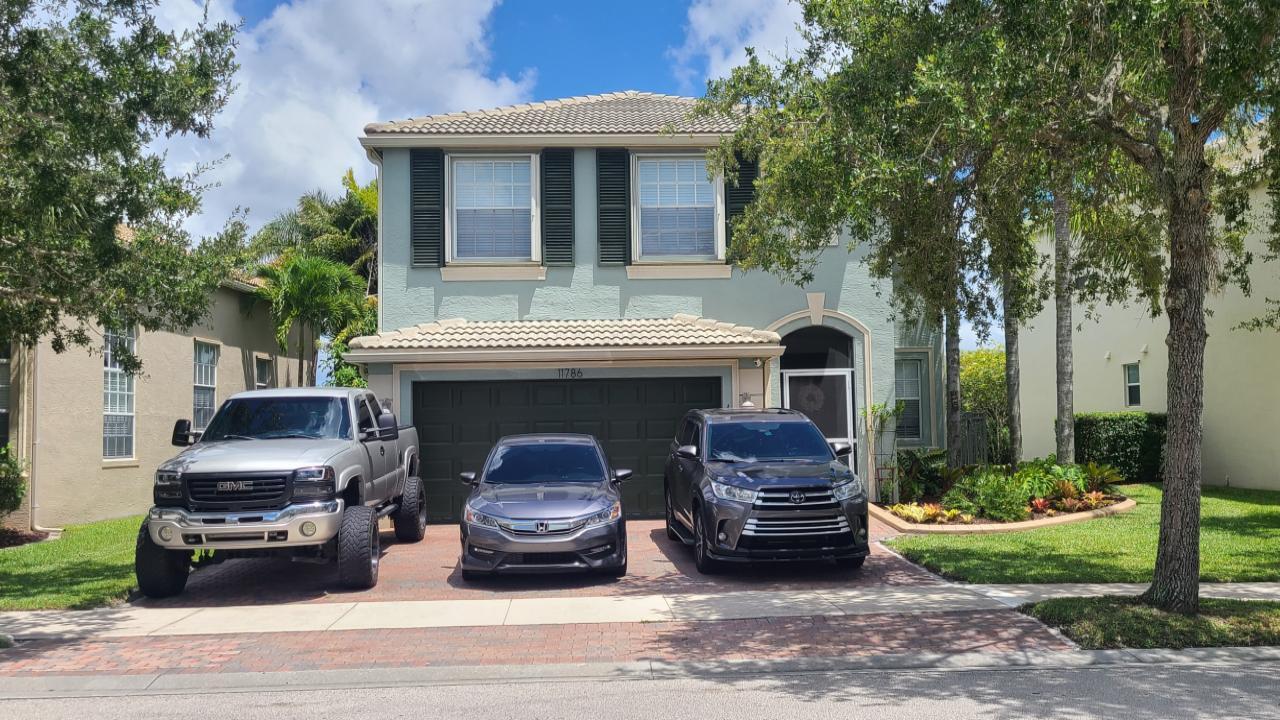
[458, 434, 630, 580]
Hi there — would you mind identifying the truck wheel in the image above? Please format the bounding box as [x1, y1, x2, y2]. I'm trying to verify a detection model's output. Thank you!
[338, 505, 380, 589]
[392, 476, 427, 543]
[134, 521, 191, 599]
[692, 508, 721, 575]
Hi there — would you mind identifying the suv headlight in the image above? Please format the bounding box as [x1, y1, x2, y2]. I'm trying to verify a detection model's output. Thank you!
[832, 474, 865, 501]
[582, 502, 622, 528]
[154, 470, 182, 502]
[464, 505, 501, 528]
[711, 481, 758, 503]
[292, 466, 336, 500]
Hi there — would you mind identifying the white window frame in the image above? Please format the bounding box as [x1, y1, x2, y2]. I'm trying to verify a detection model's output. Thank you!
[444, 152, 541, 265]
[630, 152, 726, 264]
[193, 340, 219, 431]
[1123, 362, 1141, 407]
[254, 354, 274, 389]
[894, 358, 924, 441]
[102, 326, 137, 460]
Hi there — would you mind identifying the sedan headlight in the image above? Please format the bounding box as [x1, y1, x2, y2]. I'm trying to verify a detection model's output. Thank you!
[711, 481, 758, 503]
[292, 466, 336, 500]
[464, 505, 501, 528]
[832, 474, 865, 501]
[582, 502, 622, 528]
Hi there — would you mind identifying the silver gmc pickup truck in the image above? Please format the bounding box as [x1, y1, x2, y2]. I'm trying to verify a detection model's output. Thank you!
[135, 387, 424, 598]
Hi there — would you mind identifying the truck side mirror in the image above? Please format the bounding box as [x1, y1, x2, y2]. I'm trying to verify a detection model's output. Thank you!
[171, 419, 194, 447]
[377, 411, 398, 440]
[460, 471, 477, 486]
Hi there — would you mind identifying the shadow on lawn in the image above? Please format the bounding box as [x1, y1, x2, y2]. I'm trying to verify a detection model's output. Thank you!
[0, 558, 135, 610]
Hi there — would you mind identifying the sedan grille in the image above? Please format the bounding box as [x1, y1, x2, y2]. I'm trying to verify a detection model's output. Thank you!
[185, 473, 290, 511]
[753, 486, 838, 510]
[742, 515, 851, 537]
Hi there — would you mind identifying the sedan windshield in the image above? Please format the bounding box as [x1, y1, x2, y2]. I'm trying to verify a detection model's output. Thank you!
[200, 397, 351, 441]
[707, 421, 833, 463]
[484, 443, 605, 484]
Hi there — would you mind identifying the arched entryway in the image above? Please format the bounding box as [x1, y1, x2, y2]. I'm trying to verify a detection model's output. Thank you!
[780, 326, 857, 466]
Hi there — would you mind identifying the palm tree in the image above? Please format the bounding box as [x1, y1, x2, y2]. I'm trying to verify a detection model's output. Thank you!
[255, 255, 365, 386]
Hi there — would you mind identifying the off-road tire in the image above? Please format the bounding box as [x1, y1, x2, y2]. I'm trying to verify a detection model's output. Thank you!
[338, 505, 380, 589]
[692, 508, 721, 575]
[392, 475, 427, 543]
[836, 555, 866, 571]
[134, 522, 191, 599]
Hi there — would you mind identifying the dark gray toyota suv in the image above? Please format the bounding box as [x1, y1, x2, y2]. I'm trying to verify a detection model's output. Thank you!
[664, 408, 869, 573]
[459, 434, 631, 580]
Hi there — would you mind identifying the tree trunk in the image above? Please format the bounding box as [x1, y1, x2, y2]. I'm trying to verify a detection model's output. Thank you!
[296, 325, 305, 387]
[1142, 133, 1210, 615]
[944, 306, 962, 468]
[1052, 175, 1075, 463]
[1003, 281, 1022, 465]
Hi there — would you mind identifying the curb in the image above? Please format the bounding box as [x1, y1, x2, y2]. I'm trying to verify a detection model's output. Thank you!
[871, 497, 1137, 534]
[3, 645, 1280, 699]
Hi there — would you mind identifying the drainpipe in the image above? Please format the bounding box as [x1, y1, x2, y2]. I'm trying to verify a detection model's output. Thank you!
[28, 342, 62, 533]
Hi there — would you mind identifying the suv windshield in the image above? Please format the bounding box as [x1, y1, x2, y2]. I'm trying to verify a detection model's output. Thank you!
[484, 443, 605, 484]
[200, 396, 351, 441]
[707, 421, 833, 463]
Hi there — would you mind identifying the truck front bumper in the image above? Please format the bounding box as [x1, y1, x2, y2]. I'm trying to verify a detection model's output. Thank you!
[147, 500, 344, 550]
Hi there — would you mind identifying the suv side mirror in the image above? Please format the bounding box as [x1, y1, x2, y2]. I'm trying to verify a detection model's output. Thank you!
[377, 411, 398, 440]
[171, 419, 194, 447]
[675, 444, 699, 460]
[460, 471, 477, 486]
[612, 468, 633, 483]
[830, 441, 853, 458]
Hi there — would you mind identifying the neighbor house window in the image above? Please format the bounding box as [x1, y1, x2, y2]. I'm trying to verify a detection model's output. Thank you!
[254, 356, 273, 389]
[1124, 363, 1141, 406]
[895, 358, 923, 441]
[633, 154, 723, 261]
[449, 155, 538, 262]
[193, 341, 218, 430]
[0, 344, 10, 446]
[103, 327, 137, 459]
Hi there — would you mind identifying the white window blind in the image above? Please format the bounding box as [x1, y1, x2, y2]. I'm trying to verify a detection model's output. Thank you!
[451, 157, 533, 260]
[636, 156, 717, 258]
[193, 341, 218, 430]
[895, 358, 923, 440]
[103, 327, 137, 459]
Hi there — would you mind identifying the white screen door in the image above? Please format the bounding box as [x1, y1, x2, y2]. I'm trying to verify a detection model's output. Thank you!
[781, 369, 855, 466]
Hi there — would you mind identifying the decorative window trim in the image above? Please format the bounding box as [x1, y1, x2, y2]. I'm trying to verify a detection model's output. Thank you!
[440, 264, 547, 282]
[253, 353, 274, 389]
[894, 356, 925, 443]
[102, 326, 137, 460]
[1123, 362, 1141, 407]
[193, 340, 219, 431]
[625, 263, 732, 280]
[629, 152, 725, 264]
[444, 152, 541, 265]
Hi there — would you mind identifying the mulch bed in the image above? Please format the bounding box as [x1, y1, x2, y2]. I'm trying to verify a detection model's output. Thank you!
[0, 528, 49, 550]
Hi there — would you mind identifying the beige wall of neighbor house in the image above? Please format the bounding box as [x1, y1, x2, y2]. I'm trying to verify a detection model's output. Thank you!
[4, 285, 308, 529]
[1020, 185, 1280, 491]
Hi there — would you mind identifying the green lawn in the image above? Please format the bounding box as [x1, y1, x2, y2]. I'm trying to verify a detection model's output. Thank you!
[889, 484, 1280, 583]
[0, 515, 143, 610]
[1025, 596, 1280, 649]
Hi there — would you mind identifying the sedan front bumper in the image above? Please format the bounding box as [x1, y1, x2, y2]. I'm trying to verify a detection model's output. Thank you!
[461, 520, 626, 574]
[147, 501, 343, 550]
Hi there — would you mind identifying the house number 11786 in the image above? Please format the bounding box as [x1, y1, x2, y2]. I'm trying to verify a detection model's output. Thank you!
[557, 368, 584, 380]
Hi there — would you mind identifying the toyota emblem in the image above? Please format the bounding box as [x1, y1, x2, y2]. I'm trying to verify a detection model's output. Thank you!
[536, 521, 549, 534]
[789, 490, 806, 504]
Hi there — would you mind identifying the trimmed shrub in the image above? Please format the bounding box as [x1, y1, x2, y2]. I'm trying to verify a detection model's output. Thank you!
[0, 445, 26, 519]
[942, 469, 1030, 523]
[1074, 412, 1166, 482]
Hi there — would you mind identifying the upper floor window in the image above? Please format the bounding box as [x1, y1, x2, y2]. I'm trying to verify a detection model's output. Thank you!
[103, 326, 137, 459]
[633, 154, 724, 262]
[254, 355, 273, 389]
[0, 344, 11, 447]
[448, 155, 539, 263]
[895, 358, 923, 441]
[1124, 363, 1141, 406]
[193, 341, 218, 430]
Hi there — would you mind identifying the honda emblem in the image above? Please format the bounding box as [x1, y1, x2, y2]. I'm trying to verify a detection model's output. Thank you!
[535, 521, 549, 534]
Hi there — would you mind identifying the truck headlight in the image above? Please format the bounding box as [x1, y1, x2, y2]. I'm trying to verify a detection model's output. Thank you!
[833, 475, 865, 501]
[154, 470, 182, 501]
[711, 481, 758, 503]
[292, 466, 336, 499]
[464, 506, 501, 528]
[582, 502, 622, 528]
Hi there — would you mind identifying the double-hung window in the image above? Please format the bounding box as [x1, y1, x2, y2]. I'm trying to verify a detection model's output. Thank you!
[449, 155, 538, 263]
[1124, 363, 1141, 406]
[633, 154, 724, 262]
[193, 341, 218, 430]
[895, 358, 923, 441]
[103, 327, 137, 459]
[0, 344, 10, 446]
[254, 356, 273, 389]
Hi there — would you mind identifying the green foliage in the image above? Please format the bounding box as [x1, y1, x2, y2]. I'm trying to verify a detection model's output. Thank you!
[895, 448, 949, 502]
[941, 469, 1030, 523]
[1016, 464, 1057, 502]
[0, 445, 26, 518]
[0, 1, 242, 369]
[960, 347, 1012, 463]
[255, 255, 366, 385]
[1075, 412, 1167, 482]
[325, 296, 378, 388]
[1083, 462, 1124, 492]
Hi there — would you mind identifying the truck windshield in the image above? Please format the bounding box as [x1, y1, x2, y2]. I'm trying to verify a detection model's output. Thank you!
[200, 397, 351, 441]
[707, 421, 833, 463]
[484, 443, 605, 484]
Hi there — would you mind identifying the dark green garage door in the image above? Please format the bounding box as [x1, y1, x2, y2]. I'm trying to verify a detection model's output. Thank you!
[413, 377, 721, 522]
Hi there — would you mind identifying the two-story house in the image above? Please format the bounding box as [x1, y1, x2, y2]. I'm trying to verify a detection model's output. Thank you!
[345, 91, 945, 520]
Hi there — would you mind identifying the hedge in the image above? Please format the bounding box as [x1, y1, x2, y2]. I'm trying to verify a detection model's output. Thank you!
[1074, 412, 1166, 482]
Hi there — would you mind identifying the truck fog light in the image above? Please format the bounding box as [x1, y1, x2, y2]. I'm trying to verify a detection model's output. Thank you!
[158, 526, 175, 542]
[300, 521, 317, 537]
[717, 532, 727, 541]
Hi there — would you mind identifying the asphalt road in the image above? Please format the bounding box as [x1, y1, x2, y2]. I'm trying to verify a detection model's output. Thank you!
[5, 663, 1280, 720]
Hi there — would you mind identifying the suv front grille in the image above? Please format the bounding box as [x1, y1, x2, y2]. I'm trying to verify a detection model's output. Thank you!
[753, 486, 838, 510]
[185, 473, 290, 511]
[742, 515, 851, 537]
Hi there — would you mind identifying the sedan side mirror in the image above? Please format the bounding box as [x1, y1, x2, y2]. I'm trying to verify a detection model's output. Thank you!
[460, 471, 477, 486]
[171, 419, 194, 447]
[612, 468, 633, 483]
[830, 441, 853, 458]
[675, 444, 699, 460]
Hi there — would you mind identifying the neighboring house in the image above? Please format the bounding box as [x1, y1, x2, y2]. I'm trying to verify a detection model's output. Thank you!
[345, 91, 945, 520]
[1018, 181, 1280, 491]
[2, 280, 308, 529]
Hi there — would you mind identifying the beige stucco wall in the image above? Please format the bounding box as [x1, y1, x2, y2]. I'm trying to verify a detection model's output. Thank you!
[1020, 185, 1280, 490]
[9, 286, 308, 528]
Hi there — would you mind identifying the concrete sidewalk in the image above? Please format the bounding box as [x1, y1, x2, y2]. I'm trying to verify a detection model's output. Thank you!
[0, 585, 1006, 640]
[970, 582, 1280, 607]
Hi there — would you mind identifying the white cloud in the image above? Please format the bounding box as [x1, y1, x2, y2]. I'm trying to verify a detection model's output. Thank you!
[154, 0, 534, 239]
[670, 0, 804, 93]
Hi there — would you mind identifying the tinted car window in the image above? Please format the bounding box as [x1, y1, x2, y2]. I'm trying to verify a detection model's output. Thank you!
[356, 398, 374, 432]
[201, 397, 352, 441]
[676, 417, 697, 446]
[485, 443, 606, 484]
[707, 421, 833, 463]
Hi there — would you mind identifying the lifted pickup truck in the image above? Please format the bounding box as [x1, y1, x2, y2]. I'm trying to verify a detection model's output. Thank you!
[135, 388, 424, 598]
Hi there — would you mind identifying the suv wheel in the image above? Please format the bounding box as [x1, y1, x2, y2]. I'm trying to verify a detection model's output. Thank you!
[692, 508, 721, 575]
[664, 486, 680, 541]
[338, 505, 380, 589]
[837, 555, 866, 571]
[392, 476, 428, 543]
[134, 521, 191, 599]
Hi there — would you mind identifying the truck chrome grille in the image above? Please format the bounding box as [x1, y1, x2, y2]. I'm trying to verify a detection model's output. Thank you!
[185, 473, 290, 511]
[741, 515, 851, 536]
[753, 486, 838, 510]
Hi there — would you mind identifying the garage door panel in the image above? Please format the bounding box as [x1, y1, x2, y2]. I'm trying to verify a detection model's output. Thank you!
[496, 384, 532, 407]
[533, 385, 568, 405]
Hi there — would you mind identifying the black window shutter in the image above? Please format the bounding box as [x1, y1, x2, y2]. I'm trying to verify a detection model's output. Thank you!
[540, 149, 575, 265]
[725, 155, 758, 251]
[596, 148, 630, 265]
[410, 148, 445, 267]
